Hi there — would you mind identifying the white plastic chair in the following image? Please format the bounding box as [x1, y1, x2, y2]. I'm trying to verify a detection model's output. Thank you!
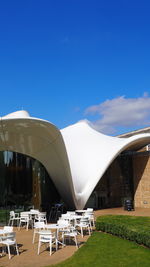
[8, 211, 20, 226]
[35, 212, 47, 224]
[57, 219, 71, 232]
[62, 226, 78, 248]
[18, 212, 31, 231]
[57, 219, 70, 233]
[84, 211, 95, 228]
[32, 222, 45, 243]
[56, 219, 71, 245]
[1, 232, 19, 259]
[38, 231, 57, 256]
[75, 217, 91, 237]
[60, 214, 73, 224]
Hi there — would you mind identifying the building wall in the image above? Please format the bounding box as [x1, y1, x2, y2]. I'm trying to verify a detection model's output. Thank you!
[87, 151, 150, 209]
[104, 152, 150, 209]
[108, 152, 150, 209]
[133, 151, 150, 208]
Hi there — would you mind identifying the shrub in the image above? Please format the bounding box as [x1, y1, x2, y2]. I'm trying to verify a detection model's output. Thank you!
[96, 215, 150, 248]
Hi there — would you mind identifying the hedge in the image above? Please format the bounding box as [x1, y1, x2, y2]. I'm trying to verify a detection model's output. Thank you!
[96, 215, 150, 248]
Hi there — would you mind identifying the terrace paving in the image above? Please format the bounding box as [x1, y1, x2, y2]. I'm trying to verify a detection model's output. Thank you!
[0, 226, 89, 267]
[1, 207, 150, 267]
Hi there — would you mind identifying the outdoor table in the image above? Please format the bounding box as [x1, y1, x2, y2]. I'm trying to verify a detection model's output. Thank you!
[24, 211, 40, 227]
[38, 230, 52, 235]
[75, 210, 87, 214]
[28, 211, 39, 220]
[29, 211, 39, 215]
[71, 215, 83, 219]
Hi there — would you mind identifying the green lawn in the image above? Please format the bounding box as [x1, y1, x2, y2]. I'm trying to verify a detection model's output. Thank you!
[96, 215, 150, 247]
[50, 231, 150, 267]
[96, 215, 150, 232]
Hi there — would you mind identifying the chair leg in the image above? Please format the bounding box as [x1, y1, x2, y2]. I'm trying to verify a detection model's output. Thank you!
[61, 232, 65, 246]
[89, 221, 92, 231]
[7, 245, 11, 259]
[38, 241, 41, 255]
[63, 235, 66, 246]
[62, 233, 64, 244]
[81, 227, 83, 238]
[18, 221, 21, 231]
[15, 243, 19, 256]
[74, 235, 78, 249]
[88, 226, 91, 236]
[32, 231, 35, 243]
[49, 240, 52, 256]
[2, 246, 5, 257]
[55, 239, 58, 251]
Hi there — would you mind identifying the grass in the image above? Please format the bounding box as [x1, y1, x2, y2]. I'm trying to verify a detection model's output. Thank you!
[96, 215, 150, 247]
[0, 209, 9, 224]
[50, 231, 150, 267]
[96, 215, 150, 232]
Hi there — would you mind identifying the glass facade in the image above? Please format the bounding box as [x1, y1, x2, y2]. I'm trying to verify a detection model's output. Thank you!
[0, 151, 60, 225]
[86, 152, 134, 209]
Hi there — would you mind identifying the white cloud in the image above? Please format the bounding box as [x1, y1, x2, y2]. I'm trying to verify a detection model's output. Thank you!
[84, 93, 150, 134]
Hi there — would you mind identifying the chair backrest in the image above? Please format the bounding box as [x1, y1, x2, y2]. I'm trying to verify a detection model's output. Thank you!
[84, 211, 94, 216]
[60, 215, 72, 223]
[34, 221, 45, 229]
[61, 213, 68, 217]
[66, 211, 75, 215]
[3, 232, 16, 241]
[57, 219, 70, 227]
[20, 212, 29, 216]
[39, 232, 55, 242]
[87, 208, 93, 212]
[80, 217, 89, 224]
[20, 212, 30, 221]
[30, 209, 39, 213]
[10, 211, 15, 218]
[35, 212, 47, 222]
[3, 226, 13, 232]
[39, 212, 46, 217]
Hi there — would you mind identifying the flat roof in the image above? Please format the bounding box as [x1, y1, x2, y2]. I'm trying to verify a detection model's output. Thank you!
[117, 126, 150, 138]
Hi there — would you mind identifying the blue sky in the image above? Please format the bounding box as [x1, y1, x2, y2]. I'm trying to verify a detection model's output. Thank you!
[1, 0, 150, 134]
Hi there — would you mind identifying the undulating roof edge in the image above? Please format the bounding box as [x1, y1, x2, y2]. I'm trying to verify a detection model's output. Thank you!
[1, 110, 150, 209]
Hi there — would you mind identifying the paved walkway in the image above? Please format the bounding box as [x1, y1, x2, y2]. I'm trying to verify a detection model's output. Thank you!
[0, 227, 89, 267]
[1, 207, 150, 267]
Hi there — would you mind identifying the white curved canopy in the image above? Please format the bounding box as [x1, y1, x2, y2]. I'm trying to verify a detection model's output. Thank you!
[1, 110, 150, 209]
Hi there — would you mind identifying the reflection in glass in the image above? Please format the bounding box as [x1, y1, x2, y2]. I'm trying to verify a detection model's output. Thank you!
[0, 151, 60, 225]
